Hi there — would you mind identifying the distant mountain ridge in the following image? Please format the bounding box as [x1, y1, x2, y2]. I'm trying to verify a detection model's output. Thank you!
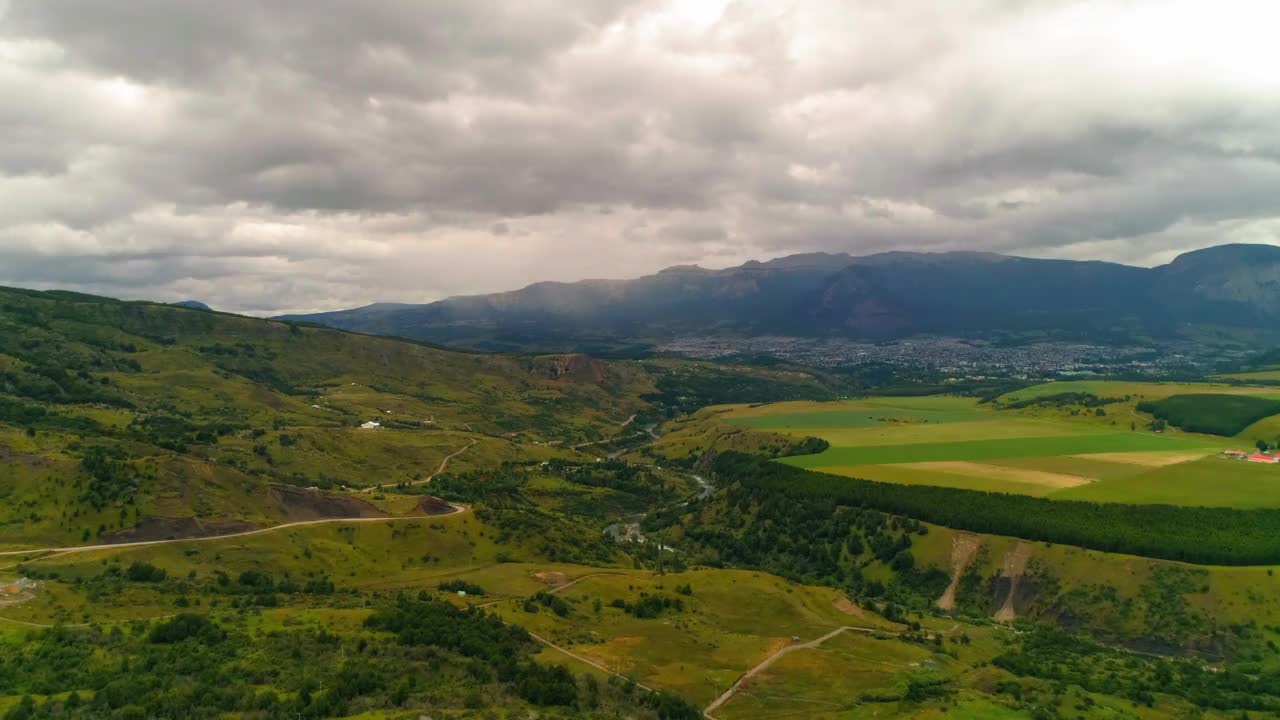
[278, 243, 1280, 350]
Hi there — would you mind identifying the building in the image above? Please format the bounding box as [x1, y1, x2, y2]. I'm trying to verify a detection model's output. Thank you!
[1248, 453, 1278, 464]
[360, 420, 381, 430]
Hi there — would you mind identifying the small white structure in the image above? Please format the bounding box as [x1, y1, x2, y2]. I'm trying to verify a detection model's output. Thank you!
[360, 421, 382, 430]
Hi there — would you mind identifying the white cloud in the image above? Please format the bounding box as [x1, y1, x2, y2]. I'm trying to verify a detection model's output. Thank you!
[0, 0, 1278, 313]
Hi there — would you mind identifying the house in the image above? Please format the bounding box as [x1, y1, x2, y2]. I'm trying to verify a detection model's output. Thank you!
[1248, 453, 1278, 464]
[1222, 450, 1249, 459]
[360, 421, 381, 430]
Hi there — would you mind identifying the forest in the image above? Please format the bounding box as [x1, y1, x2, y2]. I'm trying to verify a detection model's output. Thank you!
[705, 452, 1280, 565]
[1137, 393, 1280, 436]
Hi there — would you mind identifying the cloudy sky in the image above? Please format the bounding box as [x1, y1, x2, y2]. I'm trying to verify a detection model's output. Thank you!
[2, 0, 1279, 315]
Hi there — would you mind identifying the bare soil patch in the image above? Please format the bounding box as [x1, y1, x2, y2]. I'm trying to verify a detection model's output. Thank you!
[994, 542, 1033, 622]
[104, 517, 257, 543]
[412, 495, 455, 516]
[937, 533, 981, 612]
[534, 571, 569, 585]
[1072, 451, 1213, 467]
[903, 461, 1092, 488]
[269, 485, 385, 521]
[832, 595, 867, 617]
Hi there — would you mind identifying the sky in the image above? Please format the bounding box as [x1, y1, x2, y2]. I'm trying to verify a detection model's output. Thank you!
[2, 0, 1279, 315]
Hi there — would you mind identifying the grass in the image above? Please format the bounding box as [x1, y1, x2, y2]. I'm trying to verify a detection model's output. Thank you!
[1000, 380, 1280, 404]
[819, 464, 1072, 497]
[725, 397, 984, 430]
[705, 392, 1279, 506]
[1052, 456, 1280, 508]
[490, 568, 893, 707]
[782, 432, 1216, 468]
[713, 631, 957, 720]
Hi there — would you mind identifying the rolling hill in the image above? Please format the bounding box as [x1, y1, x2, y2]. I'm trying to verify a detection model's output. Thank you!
[280, 243, 1280, 350]
[0, 285, 839, 547]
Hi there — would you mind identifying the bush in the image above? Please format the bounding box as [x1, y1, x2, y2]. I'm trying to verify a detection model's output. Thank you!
[148, 614, 224, 644]
[124, 562, 167, 583]
[438, 579, 486, 596]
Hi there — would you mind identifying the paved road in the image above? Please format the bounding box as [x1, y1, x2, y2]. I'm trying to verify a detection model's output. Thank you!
[0, 505, 467, 558]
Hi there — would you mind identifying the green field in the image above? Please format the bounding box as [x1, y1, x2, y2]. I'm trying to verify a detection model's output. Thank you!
[1055, 456, 1280, 507]
[709, 390, 1280, 508]
[782, 432, 1214, 467]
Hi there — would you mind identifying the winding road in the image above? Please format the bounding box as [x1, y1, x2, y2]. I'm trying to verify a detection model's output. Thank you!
[0, 505, 468, 559]
[363, 439, 478, 493]
[702, 626, 884, 718]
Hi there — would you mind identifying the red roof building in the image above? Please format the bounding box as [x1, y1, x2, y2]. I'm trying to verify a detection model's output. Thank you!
[1248, 453, 1278, 464]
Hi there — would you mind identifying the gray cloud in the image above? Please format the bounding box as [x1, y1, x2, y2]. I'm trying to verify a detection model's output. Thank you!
[1, 0, 1278, 314]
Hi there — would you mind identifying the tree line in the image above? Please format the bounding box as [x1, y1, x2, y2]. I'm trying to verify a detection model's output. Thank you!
[709, 452, 1280, 566]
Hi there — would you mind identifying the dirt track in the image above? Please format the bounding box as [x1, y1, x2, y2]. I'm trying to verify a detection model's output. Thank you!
[703, 626, 888, 718]
[363, 439, 477, 493]
[0, 505, 467, 559]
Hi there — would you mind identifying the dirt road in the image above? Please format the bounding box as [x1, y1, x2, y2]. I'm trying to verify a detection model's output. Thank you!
[529, 630, 659, 692]
[0, 505, 467, 559]
[363, 439, 478, 493]
[703, 626, 886, 718]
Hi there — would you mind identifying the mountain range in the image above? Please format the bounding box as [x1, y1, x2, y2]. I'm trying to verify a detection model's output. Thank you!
[279, 243, 1280, 351]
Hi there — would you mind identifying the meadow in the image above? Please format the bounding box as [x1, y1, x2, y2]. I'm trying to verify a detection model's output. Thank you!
[715, 386, 1280, 508]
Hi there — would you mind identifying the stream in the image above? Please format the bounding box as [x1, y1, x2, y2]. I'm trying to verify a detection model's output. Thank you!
[603, 471, 714, 545]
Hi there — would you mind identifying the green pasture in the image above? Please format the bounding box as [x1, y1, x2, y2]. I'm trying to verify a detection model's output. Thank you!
[1000, 379, 1280, 404]
[709, 393, 1269, 503]
[990, 454, 1148, 480]
[1053, 456, 1280, 508]
[1218, 370, 1280, 382]
[725, 396, 986, 430]
[492, 569, 890, 707]
[820, 464, 1071, 497]
[782, 432, 1216, 468]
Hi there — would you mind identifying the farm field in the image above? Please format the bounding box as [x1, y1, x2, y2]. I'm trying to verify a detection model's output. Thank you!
[997, 379, 1280, 403]
[718, 388, 1280, 507]
[1217, 369, 1280, 382]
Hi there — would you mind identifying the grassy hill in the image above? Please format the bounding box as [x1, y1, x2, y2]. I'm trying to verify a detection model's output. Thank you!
[0, 286, 847, 548]
[11, 286, 1280, 718]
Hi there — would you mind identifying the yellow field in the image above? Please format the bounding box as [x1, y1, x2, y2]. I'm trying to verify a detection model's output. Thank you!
[899, 460, 1091, 488]
[1074, 450, 1217, 467]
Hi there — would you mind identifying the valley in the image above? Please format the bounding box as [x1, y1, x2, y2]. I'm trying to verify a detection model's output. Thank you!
[6, 286, 1280, 718]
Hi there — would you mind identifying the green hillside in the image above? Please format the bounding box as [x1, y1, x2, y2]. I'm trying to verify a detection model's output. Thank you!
[0, 286, 840, 548]
[11, 286, 1280, 718]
